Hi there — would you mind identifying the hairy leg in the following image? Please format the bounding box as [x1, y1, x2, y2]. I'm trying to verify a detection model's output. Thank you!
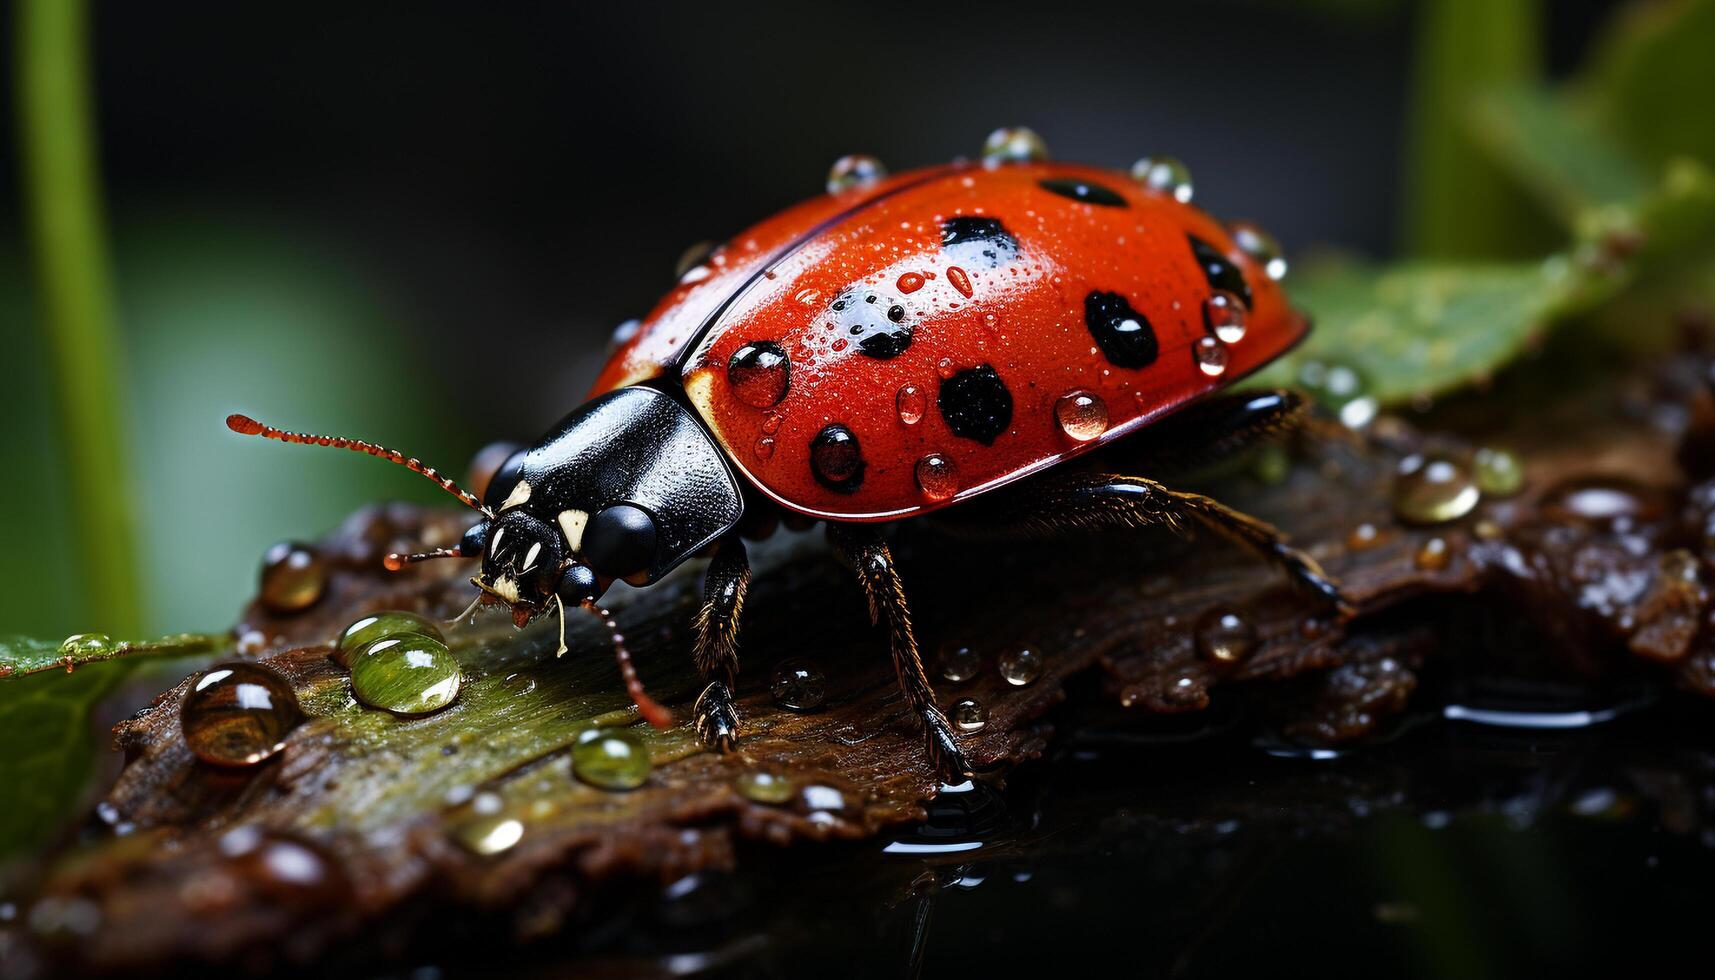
[690, 537, 749, 750]
[826, 523, 970, 780]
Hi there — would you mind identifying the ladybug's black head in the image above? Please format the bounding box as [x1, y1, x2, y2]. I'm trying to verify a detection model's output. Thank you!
[473, 509, 564, 610]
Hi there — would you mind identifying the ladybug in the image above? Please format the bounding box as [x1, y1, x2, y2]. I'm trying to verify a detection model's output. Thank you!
[228, 128, 1343, 779]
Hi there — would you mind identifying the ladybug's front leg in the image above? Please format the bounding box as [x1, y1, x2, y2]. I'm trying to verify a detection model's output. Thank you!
[691, 537, 748, 750]
[827, 524, 971, 781]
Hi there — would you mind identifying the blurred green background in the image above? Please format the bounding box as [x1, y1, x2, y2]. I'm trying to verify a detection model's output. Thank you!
[2, 0, 1710, 640]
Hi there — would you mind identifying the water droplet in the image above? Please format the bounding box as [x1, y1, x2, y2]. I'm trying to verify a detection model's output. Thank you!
[1193, 336, 1229, 377]
[182, 663, 303, 767]
[998, 648, 1043, 686]
[915, 453, 960, 501]
[605, 318, 642, 354]
[826, 154, 886, 194]
[1297, 359, 1377, 428]
[754, 436, 776, 460]
[59, 632, 115, 664]
[727, 340, 791, 408]
[1202, 289, 1248, 343]
[937, 356, 958, 379]
[947, 266, 973, 298]
[1129, 155, 1193, 202]
[218, 827, 343, 900]
[897, 272, 926, 294]
[1392, 454, 1480, 525]
[1473, 447, 1525, 497]
[1541, 478, 1664, 526]
[796, 783, 853, 818]
[896, 384, 927, 425]
[1229, 222, 1287, 280]
[259, 542, 326, 613]
[809, 425, 864, 492]
[675, 241, 716, 280]
[1414, 537, 1451, 571]
[349, 634, 461, 715]
[734, 770, 794, 805]
[1346, 522, 1382, 550]
[1054, 390, 1109, 442]
[982, 126, 1048, 165]
[937, 645, 980, 683]
[1195, 607, 1258, 664]
[770, 658, 827, 712]
[951, 698, 988, 732]
[572, 727, 652, 791]
[453, 814, 525, 856]
[335, 611, 443, 665]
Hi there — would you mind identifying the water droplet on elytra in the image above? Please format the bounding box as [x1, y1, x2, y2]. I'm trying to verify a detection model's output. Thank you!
[1193, 336, 1229, 377]
[915, 453, 960, 501]
[897, 272, 926, 294]
[1229, 222, 1287, 280]
[1054, 390, 1109, 442]
[1129, 155, 1193, 203]
[727, 340, 791, 408]
[754, 436, 776, 461]
[896, 384, 927, 425]
[982, 126, 1049, 166]
[937, 645, 979, 683]
[182, 663, 303, 767]
[1195, 607, 1258, 664]
[572, 728, 652, 791]
[952, 698, 988, 732]
[335, 611, 443, 666]
[349, 634, 461, 715]
[826, 154, 887, 194]
[259, 542, 326, 613]
[998, 648, 1043, 686]
[1392, 454, 1480, 525]
[1203, 289, 1248, 343]
[771, 658, 827, 712]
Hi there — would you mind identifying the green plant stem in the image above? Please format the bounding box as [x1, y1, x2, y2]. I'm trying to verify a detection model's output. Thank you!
[1402, 0, 1555, 259]
[16, 0, 141, 636]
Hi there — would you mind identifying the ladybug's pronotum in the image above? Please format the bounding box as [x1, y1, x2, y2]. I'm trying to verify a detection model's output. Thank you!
[229, 130, 1345, 779]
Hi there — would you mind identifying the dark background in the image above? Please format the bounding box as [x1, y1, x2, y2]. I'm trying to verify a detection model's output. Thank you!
[0, 0, 1623, 635]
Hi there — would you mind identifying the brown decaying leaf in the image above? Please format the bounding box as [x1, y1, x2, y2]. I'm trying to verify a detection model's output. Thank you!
[12, 350, 1715, 972]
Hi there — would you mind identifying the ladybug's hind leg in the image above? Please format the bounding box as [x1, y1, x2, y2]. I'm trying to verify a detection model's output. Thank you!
[827, 524, 971, 781]
[965, 472, 1350, 613]
[691, 537, 749, 751]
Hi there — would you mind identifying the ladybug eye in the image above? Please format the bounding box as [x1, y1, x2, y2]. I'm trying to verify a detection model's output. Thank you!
[581, 504, 659, 577]
[1187, 235, 1254, 309]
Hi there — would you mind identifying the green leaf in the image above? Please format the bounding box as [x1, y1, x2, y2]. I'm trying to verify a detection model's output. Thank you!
[1402, 0, 1558, 258]
[1470, 85, 1651, 224]
[0, 632, 227, 860]
[1582, 0, 1715, 173]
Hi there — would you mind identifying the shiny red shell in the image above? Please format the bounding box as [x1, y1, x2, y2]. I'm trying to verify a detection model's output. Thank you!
[591, 161, 1306, 522]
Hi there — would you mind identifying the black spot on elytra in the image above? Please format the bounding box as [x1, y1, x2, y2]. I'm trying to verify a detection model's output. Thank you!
[810, 424, 865, 493]
[938, 365, 1013, 445]
[1084, 291, 1159, 369]
[1039, 178, 1128, 207]
[830, 288, 913, 359]
[939, 216, 1019, 269]
[1188, 235, 1253, 309]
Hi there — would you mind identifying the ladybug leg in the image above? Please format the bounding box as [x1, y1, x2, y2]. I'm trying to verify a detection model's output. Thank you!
[691, 537, 749, 751]
[974, 472, 1350, 613]
[827, 524, 971, 781]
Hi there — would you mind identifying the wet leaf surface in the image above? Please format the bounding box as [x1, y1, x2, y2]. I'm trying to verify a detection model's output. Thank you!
[8, 346, 1715, 973]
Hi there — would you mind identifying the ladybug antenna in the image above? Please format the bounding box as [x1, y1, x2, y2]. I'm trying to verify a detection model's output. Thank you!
[382, 546, 466, 572]
[578, 598, 672, 729]
[226, 413, 492, 517]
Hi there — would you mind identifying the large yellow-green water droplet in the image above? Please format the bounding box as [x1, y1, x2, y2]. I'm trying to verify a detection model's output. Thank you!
[1473, 447, 1525, 497]
[982, 126, 1048, 165]
[259, 541, 327, 613]
[349, 634, 461, 715]
[734, 770, 794, 805]
[335, 611, 444, 665]
[572, 728, 652, 791]
[1391, 454, 1480, 525]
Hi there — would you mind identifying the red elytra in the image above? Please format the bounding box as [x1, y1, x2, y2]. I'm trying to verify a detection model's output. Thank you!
[591, 160, 1304, 522]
